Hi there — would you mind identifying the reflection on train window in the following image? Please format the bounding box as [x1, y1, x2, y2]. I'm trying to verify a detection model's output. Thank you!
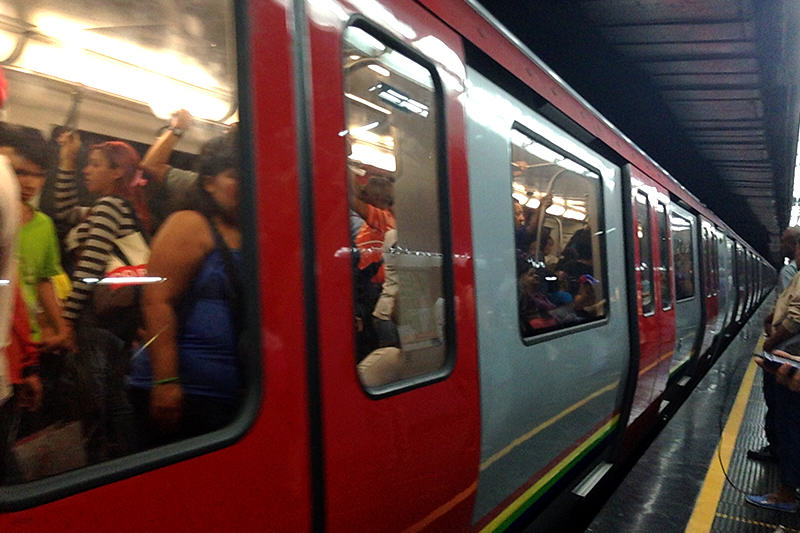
[734, 244, 746, 321]
[656, 202, 672, 311]
[635, 193, 654, 316]
[745, 252, 752, 312]
[670, 211, 694, 301]
[0, 0, 242, 486]
[342, 26, 448, 389]
[711, 233, 720, 295]
[510, 128, 606, 338]
[702, 228, 712, 298]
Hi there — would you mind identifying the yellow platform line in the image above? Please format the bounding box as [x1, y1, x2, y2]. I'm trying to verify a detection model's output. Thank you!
[685, 359, 758, 532]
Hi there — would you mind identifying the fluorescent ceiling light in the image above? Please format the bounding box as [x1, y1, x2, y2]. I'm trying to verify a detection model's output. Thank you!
[345, 92, 392, 115]
[11, 11, 235, 121]
[368, 64, 391, 77]
[349, 141, 396, 172]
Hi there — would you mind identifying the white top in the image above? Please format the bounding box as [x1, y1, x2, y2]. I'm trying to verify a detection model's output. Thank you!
[778, 259, 798, 294]
[0, 154, 19, 405]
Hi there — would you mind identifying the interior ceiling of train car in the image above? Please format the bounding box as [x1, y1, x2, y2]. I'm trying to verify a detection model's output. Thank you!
[0, 0, 236, 121]
[483, 0, 800, 261]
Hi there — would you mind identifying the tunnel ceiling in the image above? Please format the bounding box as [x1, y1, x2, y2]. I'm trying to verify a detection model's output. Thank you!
[482, 0, 800, 260]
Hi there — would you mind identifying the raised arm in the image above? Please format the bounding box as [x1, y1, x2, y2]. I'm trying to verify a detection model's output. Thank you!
[140, 109, 193, 184]
[54, 131, 88, 225]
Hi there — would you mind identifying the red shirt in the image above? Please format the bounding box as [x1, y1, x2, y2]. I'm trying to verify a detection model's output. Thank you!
[7, 284, 38, 384]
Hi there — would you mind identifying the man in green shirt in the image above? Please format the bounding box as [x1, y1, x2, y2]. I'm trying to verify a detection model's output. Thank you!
[1, 126, 68, 347]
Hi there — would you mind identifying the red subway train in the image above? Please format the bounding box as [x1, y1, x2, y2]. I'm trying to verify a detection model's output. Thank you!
[0, 0, 774, 531]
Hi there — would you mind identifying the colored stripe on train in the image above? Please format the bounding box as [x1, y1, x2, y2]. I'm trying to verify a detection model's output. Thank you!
[479, 415, 619, 532]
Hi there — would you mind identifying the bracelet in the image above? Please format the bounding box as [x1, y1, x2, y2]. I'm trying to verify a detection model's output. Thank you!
[58, 168, 76, 175]
[153, 376, 180, 385]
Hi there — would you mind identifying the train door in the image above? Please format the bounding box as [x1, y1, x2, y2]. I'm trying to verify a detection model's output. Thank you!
[734, 243, 746, 323]
[303, 2, 480, 530]
[668, 203, 701, 379]
[748, 252, 757, 313]
[698, 219, 719, 361]
[626, 168, 674, 427]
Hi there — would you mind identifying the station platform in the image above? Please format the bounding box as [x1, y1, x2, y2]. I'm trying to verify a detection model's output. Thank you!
[587, 301, 800, 533]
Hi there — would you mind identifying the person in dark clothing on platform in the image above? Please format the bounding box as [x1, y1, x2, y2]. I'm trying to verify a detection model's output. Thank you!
[748, 226, 800, 463]
[748, 231, 800, 513]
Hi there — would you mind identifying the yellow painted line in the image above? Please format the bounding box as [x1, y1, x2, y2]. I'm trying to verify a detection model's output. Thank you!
[479, 417, 618, 533]
[403, 481, 477, 533]
[685, 359, 758, 533]
[480, 381, 619, 472]
[638, 350, 674, 376]
[714, 512, 800, 532]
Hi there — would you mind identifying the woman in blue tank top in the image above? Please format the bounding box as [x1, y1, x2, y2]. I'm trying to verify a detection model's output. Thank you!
[128, 132, 241, 444]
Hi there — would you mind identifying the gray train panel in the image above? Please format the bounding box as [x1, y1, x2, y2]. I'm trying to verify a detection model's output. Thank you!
[464, 68, 631, 522]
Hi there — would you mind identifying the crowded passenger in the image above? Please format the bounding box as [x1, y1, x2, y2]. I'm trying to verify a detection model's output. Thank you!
[514, 191, 601, 334]
[0, 103, 247, 480]
[0, 140, 43, 482]
[128, 131, 242, 445]
[140, 109, 200, 227]
[1, 126, 69, 351]
[348, 160, 398, 363]
[357, 228, 404, 387]
[748, 226, 800, 465]
[556, 228, 594, 295]
[514, 194, 552, 274]
[53, 133, 150, 460]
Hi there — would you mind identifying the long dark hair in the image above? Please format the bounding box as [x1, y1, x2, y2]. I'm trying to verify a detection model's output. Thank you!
[188, 131, 239, 222]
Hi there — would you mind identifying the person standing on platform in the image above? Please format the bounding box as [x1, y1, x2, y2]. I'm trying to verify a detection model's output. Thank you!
[748, 226, 800, 463]
[748, 230, 800, 512]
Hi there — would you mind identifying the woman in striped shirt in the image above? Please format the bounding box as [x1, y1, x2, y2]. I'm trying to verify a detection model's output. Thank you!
[54, 132, 150, 460]
[55, 133, 150, 342]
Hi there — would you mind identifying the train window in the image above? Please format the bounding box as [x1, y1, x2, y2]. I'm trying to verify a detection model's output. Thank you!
[702, 227, 712, 298]
[748, 252, 756, 311]
[656, 202, 672, 310]
[0, 0, 247, 491]
[635, 193, 654, 316]
[712, 233, 720, 295]
[735, 244, 746, 321]
[670, 211, 694, 300]
[510, 127, 606, 338]
[342, 26, 449, 389]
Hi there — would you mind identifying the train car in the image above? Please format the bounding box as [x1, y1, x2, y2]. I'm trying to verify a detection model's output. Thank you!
[0, 0, 774, 531]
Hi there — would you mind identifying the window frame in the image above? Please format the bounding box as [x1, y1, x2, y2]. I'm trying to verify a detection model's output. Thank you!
[702, 226, 712, 299]
[656, 201, 672, 311]
[670, 209, 695, 303]
[509, 122, 610, 345]
[0, 0, 261, 510]
[635, 191, 655, 317]
[341, 18, 456, 398]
